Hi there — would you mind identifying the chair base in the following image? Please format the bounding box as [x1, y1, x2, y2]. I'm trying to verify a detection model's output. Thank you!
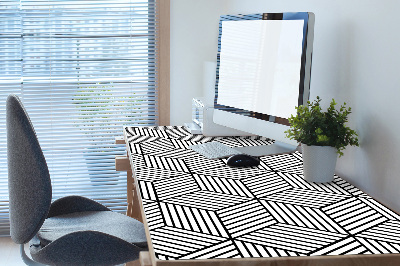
[20, 244, 45, 266]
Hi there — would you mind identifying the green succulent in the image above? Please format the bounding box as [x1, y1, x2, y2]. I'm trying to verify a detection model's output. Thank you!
[285, 96, 359, 157]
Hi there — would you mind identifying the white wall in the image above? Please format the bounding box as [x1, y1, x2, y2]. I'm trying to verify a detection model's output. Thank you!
[170, 0, 400, 212]
[170, 0, 227, 125]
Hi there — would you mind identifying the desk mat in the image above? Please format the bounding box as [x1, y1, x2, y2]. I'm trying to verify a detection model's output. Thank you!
[125, 126, 400, 260]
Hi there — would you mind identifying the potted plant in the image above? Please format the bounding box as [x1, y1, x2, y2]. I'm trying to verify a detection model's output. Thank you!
[285, 96, 359, 182]
[72, 84, 132, 186]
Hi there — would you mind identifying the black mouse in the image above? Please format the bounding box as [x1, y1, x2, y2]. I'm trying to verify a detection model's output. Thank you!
[226, 154, 260, 167]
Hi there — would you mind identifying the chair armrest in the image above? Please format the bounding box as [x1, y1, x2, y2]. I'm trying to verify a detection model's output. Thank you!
[47, 196, 110, 218]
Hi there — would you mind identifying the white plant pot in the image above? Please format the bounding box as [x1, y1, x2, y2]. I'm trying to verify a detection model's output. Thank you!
[302, 144, 338, 183]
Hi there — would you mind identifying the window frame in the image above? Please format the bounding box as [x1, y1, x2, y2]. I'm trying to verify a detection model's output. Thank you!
[156, 0, 170, 126]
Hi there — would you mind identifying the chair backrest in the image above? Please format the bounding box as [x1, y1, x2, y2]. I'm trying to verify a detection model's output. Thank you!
[6, 94, 52, 244]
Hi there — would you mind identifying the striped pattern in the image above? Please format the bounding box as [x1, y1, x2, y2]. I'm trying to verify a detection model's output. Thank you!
[140, 139, 176, 155]
[164, 126, 192, 138]
[260, 200, 347, 234]
[126, 126, 170, 139]
[153, 174, 200, 200]
[262, 188, 351, 208]
[125, 126, 400, 261]
[195, 166, 265, 180]
[170, 138, 201, 149]
[150, 226, 227, 259]
[184, 155, 226, 173]
[159, 203, 229, 237]
[261, 153, 303, 174]
[142, 200, 165, 230]
[138, 180, 158, 201]
[291, 151, 303, 161]
[166, 126, 220, 143]
[217, 200, 276, 237]
[360, 198, 400, 220]
[276, 172, 317, 190]
[179, 240, 241, 260]
[175, 135, 219, 143]
[323, 198, 388, 234]
[309, 237, 371, 256]
[235, 137, 274, 147]
[237, 224, 347, 254]
[356, 237, 400, 254]
[278, 172, 353, 196]
[334, 177, 371, 197]
[128, 142, 142, 155]
[193, 174, 253, 197]
[133, 167, 187, 182]
[130, 154, 147, 169]
[235, 240, 307, 257]
[357, 221, 400, 243]
[242, 172, 292, 197]
[126, 134, 160, 144]
[164, 191, 251, 211]
[143, 155, 189, 172]
[151, 148, 196, 160]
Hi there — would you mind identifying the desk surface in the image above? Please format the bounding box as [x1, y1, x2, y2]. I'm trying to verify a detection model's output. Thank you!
[124, 126, 400, 264]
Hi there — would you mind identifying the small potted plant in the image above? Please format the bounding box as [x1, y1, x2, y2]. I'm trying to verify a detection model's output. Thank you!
[285, 96, 359, 182]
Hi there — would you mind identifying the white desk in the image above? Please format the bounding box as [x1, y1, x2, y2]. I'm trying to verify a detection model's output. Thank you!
[121, 126, 400, 266]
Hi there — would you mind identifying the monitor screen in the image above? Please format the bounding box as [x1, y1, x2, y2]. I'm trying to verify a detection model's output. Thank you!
[213, 13, 314, 154]
[217, 19, 304, 119]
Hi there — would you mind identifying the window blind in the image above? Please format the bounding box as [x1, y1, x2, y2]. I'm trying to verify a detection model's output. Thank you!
[0, 0, 159, 236]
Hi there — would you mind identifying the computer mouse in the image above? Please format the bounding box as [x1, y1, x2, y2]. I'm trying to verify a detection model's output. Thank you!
[226, 154, 260, 167]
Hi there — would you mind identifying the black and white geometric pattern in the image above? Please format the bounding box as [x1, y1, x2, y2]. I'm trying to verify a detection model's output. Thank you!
[125, 126, 400, 260]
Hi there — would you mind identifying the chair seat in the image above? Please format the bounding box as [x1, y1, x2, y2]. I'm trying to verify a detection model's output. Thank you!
[37, 211, 147, 248]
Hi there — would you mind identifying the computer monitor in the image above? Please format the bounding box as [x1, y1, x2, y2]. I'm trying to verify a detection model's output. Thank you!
[213, 12, 315, 156]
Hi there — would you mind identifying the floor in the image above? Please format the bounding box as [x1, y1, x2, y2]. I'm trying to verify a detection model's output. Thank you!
[0, 237, 26, 266]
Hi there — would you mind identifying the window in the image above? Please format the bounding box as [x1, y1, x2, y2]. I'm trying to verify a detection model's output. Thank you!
[0, 0, 169, 236]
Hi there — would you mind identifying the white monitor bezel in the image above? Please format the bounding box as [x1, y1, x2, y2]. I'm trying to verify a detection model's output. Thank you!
[213, 12, 315, 148]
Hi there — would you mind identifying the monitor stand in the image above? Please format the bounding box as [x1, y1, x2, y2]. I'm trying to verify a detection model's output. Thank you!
[233, 141, 298, 157]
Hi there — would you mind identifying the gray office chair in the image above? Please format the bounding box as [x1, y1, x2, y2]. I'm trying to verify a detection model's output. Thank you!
[6, 94, 148, 265]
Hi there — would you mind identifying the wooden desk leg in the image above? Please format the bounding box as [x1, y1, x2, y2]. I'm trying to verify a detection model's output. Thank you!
[128, 170, 143, 222]
[139, 252, 152, 266]
[126, 169, 133, 217]
[127, 170, 143, 222]
[124, 252, 151, 266]
[115, 155, 142, 221]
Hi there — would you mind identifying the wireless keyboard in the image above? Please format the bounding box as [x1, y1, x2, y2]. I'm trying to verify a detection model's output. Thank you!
[189, 141, 243, 159]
